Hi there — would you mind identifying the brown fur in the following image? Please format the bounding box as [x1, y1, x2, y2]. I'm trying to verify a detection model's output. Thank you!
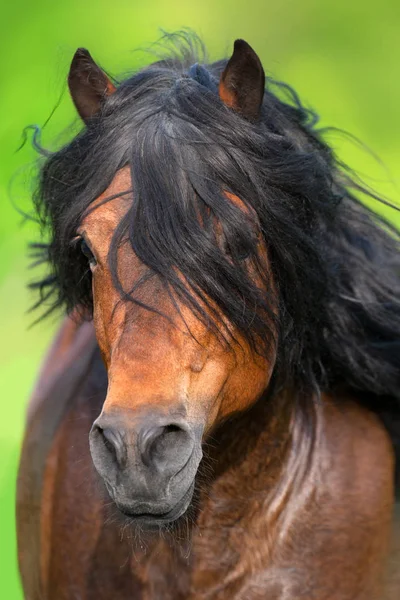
[17, 169, 399, 599]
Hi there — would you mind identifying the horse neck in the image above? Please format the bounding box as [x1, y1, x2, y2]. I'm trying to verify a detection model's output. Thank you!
[197, 387, 320, 528]
[207, 387, 314, 469]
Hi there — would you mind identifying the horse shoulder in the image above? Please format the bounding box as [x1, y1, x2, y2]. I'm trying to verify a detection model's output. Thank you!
[253, 396, 395, 599]
[325, 400, 400, 600]
[320, 395, 394, 514]
[298, 395, 395, 599]
[17, 316, 98, 598]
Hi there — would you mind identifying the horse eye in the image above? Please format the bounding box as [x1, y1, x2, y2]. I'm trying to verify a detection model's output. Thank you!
[235, 243, 252, 261]
[80, 239, 97, 266]
[225, 239, 253, 262]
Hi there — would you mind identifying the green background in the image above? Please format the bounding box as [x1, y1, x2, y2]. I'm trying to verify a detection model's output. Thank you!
[1, 0, 399, 596]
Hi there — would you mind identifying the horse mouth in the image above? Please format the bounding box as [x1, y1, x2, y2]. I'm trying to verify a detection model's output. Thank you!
[114, 480, 195, 526]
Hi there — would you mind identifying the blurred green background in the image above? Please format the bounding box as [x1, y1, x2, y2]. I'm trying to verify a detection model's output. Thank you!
[1, 0, 399, 596]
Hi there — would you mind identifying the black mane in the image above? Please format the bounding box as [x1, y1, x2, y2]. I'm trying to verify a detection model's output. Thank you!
[31, 32, 400, 416]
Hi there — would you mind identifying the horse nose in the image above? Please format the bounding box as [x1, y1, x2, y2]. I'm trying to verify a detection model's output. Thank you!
[90, 414, 195, 481]
[138, 423, 194, 473]
[97, 426, 127, 467]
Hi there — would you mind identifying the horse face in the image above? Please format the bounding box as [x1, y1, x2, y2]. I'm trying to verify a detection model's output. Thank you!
[81, 169, 276, 524]
[68, 40, 273, 524]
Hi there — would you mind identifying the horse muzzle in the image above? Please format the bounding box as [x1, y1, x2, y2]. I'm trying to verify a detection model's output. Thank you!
[89, 409, 203, 523]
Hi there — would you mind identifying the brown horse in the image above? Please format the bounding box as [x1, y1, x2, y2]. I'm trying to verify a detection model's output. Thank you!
[17, 34, 400, 599]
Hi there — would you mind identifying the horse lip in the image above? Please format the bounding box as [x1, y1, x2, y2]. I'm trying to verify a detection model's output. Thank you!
[115, 480, 195, 523]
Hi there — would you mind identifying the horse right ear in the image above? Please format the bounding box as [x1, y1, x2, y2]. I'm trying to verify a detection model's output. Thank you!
[68, 48, 116, 123]
[219, 39, 265, 121]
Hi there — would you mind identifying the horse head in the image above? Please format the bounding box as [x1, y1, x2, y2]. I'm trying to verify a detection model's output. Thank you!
[67, 41, 277, 523]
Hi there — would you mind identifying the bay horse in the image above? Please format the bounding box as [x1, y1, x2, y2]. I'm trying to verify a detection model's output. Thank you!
[17, 33, 400, 599]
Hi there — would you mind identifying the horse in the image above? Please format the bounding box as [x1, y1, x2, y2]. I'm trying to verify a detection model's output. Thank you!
[16, 32, 400, 599]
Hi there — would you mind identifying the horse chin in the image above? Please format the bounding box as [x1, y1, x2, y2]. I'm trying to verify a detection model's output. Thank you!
[113, 480, 195, 528]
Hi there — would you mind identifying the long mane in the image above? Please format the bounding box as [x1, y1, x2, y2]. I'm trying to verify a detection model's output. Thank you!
[30, 32, 400, 418]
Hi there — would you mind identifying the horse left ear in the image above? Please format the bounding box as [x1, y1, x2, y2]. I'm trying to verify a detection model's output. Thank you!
[219, 39, 265, 121]
[68, 48, 116, 123]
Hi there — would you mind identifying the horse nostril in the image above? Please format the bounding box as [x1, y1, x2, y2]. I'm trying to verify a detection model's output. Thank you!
[98, 426, 127, 467]
[139, 423, 193, 472]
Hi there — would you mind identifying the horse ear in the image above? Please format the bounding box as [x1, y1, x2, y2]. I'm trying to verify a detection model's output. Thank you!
[68, 48, 116, 122]
[219, 39, 265, 121]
